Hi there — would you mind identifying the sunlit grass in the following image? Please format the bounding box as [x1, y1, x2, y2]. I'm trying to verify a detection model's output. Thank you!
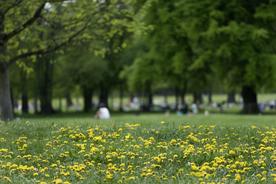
[0, 114, 275, 183]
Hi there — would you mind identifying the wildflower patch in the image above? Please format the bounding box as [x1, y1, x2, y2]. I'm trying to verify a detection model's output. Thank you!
[0, 123, 275, 183]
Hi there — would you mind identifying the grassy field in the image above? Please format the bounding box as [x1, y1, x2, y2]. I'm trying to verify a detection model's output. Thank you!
[0, 114, 275, 183]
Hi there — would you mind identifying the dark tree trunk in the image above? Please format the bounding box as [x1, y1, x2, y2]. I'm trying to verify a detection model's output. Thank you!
[65, 93, 73, 109]
[193, 92, 203, 104]
[99, 86, 109, 107]
[110, 94, 114, 110]
[147, 91, 153, 111]
[22, 93, 29, 114]
[227, 92, 236, 103]
[0, 63, 13, 121]
[21, 72, 29, 114]
[119, 84, 124, 112]
[180, 89, 186, 105]
[241, 85, 259, 114]
[37, 56, 54, 115]
[146, 82, 153, 111]
[174, 87, 179, 110]
[0, 14, 13, 120]
[40, 92, 53, 114]
[10, 87, 15, 113]
[164, 93, 168, 105]
[208, 91, 212, 104]
[33, 64, 39, 114]
[34, 97, 39, 114]
[58, 97, 62, 112]
[83, 87, 93, 112]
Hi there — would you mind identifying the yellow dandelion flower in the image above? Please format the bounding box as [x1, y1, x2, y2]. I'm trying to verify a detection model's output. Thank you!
[235, 174, 241, 181]
[53, 178, 63, 184]
[229, 150, 236, 155]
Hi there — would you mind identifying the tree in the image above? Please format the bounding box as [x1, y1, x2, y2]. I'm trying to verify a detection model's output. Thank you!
[128, 0, 214, 108]
[36, 54, 56, 114]
[0, 0, 100, 120]
[180, 0, 276, 113]
[56, 44, 108, 112]
[92, 0, 134, 107]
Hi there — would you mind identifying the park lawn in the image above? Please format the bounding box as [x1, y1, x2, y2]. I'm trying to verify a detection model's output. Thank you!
[9, 113, 276, 127]
[0, 114, 275, 183]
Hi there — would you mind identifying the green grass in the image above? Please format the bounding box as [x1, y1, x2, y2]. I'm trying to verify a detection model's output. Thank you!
[12, 113, 276, 127]
[0, 114, 275, 183]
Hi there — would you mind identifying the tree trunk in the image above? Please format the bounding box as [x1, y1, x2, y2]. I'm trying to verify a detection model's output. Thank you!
[208, 91, 212, 104]
[21, 72, 29, 114]
[119, 84, 124, 112]
[65, 93, 73, 109]
[193, 92, 203, 104]
[174, 87, 179, 110]
[40, 92, 53, 114]
[58, 97, 62, 112]
[227, 92, 236, 103]
[241, 85, 259, 114]
[147, 90, 153, 112]
[10, 87, 15, 113]
[146, 82, 153, 111]
[33, 64, 39, 114]
[83, 87, 93, 112]
[37, 56, 54, 114]
[0, 14, 13, 120]
[180, 89, 186, 105]
[34, 97, 39, 114]
[0, 63, 13, 121]
[164, 93, 168, 105]
[99, 86, 109, 107]
[22, 93, 29, 114]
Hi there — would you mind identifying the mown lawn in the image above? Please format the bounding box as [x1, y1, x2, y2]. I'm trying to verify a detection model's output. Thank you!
[0, 114, 275, 183]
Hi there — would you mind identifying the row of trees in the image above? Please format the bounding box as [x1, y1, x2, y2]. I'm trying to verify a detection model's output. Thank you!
[0, 0, 137, 120]
[1, 0, 276, 120]
[126, 0, 276, 114]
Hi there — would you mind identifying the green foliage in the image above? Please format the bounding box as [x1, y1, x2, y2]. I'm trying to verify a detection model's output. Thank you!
[55, 45, 108, 93]
[181, 0, 276, 90]
[3, 0, 276, 118]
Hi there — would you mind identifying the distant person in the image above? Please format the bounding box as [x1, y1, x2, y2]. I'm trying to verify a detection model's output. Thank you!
[163, 103, 170, 116]
[191, 103, 198, 114]
[217, 103, 222, 112]
[131, 96, 140, 111]
[258, 103, 265, 114]
[218, 101, 225, 113]
[161, 102, 170, 112]
[181, 103, 189, 114]
[165, 110, 170, 117]
[96, 103, 110, 119]
[269, 100, 276, 110]
[177, 103, 189, 115]
[177, 104, 183, 116]
[130, 96, 140, 115]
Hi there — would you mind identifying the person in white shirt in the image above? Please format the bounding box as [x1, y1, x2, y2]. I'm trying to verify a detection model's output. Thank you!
[96, 103, 110, 119]
[130, 96, 140, 111]
[191, 103, 198, 114]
